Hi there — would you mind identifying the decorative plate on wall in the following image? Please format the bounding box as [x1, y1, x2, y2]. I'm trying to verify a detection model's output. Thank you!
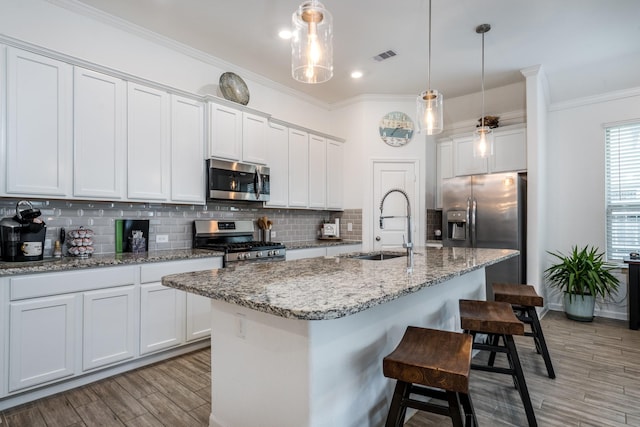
[219, 72, 250, 105]
[379, 111, 414, 147]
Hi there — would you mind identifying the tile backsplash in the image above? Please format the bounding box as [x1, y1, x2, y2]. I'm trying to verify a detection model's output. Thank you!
[0, 199, 362, 256]
[426, 209, 443, 241]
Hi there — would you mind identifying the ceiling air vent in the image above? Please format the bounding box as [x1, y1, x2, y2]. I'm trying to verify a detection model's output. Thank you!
[373, 50, 397, 62]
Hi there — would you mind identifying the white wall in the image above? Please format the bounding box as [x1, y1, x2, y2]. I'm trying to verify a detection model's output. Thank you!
[331, 97, 428, 251]
[544, 90, 640, 319]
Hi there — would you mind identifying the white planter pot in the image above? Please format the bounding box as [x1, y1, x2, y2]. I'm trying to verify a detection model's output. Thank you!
[563, 292, 595, 322]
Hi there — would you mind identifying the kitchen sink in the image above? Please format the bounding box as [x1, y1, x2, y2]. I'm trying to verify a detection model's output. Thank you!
[343, 252, 405, 261]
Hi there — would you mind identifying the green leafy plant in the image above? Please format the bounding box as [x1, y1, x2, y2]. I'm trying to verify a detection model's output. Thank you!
[544, 245, 620, 302]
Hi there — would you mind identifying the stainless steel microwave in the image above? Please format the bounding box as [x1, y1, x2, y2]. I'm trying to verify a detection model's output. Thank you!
[206, 159, 270, 202]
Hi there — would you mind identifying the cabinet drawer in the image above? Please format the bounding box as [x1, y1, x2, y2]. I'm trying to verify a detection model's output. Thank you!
[10, 266, 136, 301]
[140, 258, 222, 283]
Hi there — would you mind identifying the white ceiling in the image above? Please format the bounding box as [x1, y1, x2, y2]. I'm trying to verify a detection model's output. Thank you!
[71, 0, 640, 105]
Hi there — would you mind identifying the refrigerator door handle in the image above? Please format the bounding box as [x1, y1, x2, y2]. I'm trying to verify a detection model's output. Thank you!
[471, 198, 477, 248]
[466, 197, 472, 244]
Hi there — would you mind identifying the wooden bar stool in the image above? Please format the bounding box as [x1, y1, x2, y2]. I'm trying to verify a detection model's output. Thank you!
[459, 299, 537, 427]
[492, 283, 556, 379]
[383, 326, 477, 427]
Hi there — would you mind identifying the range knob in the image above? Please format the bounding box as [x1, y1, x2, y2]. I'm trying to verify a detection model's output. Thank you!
[255, 251, 263, 258]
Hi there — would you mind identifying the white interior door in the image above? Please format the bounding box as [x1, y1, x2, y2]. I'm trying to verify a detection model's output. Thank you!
[373, 161, 417, 251]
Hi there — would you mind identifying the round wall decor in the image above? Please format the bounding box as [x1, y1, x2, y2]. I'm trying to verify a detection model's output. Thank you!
[219, 72, 250, 105]
[379, 111, 414, 146]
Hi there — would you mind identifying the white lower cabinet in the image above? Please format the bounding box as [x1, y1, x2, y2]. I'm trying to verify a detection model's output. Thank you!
[286, 244, 362, 260]
[2, 257, 221, 399]
[9, 294, 78, 392]
[325, 244, 362, 257]
[83, 286, 136, 371]
[139, 257, 221, 353]
[186, 293, 212, 342]
[140, 283, 185, 355]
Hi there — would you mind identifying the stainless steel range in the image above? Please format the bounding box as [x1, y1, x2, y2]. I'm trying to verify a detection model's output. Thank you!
[193, 220, 286, 266]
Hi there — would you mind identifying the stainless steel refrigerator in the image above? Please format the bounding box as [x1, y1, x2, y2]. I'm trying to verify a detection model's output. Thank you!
[442, 172, 527, 293]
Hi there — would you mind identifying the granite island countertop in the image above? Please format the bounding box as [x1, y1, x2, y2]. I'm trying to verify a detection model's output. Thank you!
[162, 246, 518, 321]
[0, 248, 224, 276]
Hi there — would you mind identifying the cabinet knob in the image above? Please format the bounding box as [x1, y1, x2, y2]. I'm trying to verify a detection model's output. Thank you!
[375, 236, 381, 241]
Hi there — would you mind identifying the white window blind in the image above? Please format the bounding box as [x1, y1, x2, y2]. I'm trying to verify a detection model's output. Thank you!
[605, 122, 640, 260]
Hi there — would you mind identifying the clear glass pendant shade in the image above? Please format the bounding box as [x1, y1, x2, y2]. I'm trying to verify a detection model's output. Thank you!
[473, 23, 492, 158]
[291, 1, 333, 84]
[473, 126, 494, 158]
[417, 89, 443, 135]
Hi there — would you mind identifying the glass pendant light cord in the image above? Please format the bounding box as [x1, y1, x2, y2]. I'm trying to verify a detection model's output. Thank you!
[427, 0, 432, 91]
[481, 29, 485, 128]
[477, 24, 490, 128]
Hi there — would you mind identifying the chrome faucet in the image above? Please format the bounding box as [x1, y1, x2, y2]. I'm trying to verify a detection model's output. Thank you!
[379, 188, 413, 272]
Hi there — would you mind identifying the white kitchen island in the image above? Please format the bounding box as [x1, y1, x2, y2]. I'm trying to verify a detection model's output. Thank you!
[162, 247, 517, 427]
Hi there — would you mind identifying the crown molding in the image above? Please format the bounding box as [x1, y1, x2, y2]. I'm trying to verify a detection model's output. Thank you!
[329, 93, 416, 110]
[549, 86, 640, 112]
[45, 0, 332, 110]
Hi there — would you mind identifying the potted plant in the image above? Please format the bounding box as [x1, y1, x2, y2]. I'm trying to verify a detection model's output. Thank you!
[544, 245, 620, 322]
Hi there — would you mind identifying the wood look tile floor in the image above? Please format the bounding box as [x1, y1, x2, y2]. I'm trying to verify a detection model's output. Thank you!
[1, 310, 639, 426]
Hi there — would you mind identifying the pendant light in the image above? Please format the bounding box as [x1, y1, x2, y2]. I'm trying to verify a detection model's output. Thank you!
[291, 0, 333, 84]
[416, 0, 443, 135]
[473, 23, 493, 158]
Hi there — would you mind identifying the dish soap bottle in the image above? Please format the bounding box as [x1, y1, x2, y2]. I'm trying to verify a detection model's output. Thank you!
[53, 240, 62, 258]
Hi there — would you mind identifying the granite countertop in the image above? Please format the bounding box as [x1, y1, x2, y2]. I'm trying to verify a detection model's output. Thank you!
[0, 248, 224, 276]
[162, 246, 517, 321]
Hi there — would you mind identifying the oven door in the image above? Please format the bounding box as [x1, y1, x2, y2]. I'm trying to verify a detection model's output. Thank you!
[207, 159, 270, 202]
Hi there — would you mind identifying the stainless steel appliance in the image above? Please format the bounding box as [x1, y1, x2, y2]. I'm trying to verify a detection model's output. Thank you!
[442, 172, 526, 288]
[207, 159, 270, 202]
[193, 220, 285, 266]
[0, 200, 47, 262]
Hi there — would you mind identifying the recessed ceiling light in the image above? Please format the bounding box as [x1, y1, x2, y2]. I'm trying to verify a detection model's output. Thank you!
[279, 29, 292, 40]
[351, 71, 363, 79]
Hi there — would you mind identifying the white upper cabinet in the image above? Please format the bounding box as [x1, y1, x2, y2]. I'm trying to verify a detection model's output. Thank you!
[208, 102, 268, 165]
[127, 82, 171, 201]
[6, 47, 72, 197]
[435, 140, 453, 209]
[209, 103, 242, 161]
[448, 125, 527, 178]
[490, 127, 527, 173]
[0, 45, 6, 195]
[308, 134, 327, 209]
[272, 128, 344, 210]
[73, 67, 126, 200]
[454, 135, 488, 176]
[326, 139, 344, 210]
[288, 128, 310, 208]
[171, 95, 205, 204]
[242, 112, 268, 165]
[265, 122, 289, 208]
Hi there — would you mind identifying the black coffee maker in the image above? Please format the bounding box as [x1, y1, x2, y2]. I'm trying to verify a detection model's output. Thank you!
[0, 201, 47, 262]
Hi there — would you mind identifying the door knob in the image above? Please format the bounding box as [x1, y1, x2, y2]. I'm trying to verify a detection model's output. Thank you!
[375, 236, 381, 241]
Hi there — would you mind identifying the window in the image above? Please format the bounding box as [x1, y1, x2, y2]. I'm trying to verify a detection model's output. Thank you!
[605, 122, 640, 260]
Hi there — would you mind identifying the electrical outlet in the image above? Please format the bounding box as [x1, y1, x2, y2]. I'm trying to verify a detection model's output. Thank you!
[44, 239, 52, 249]
[271, 231, 276, 238]
[155, 234, 169, 243]
[236, 313, 246, 339]
[347, 222, 353, 232]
